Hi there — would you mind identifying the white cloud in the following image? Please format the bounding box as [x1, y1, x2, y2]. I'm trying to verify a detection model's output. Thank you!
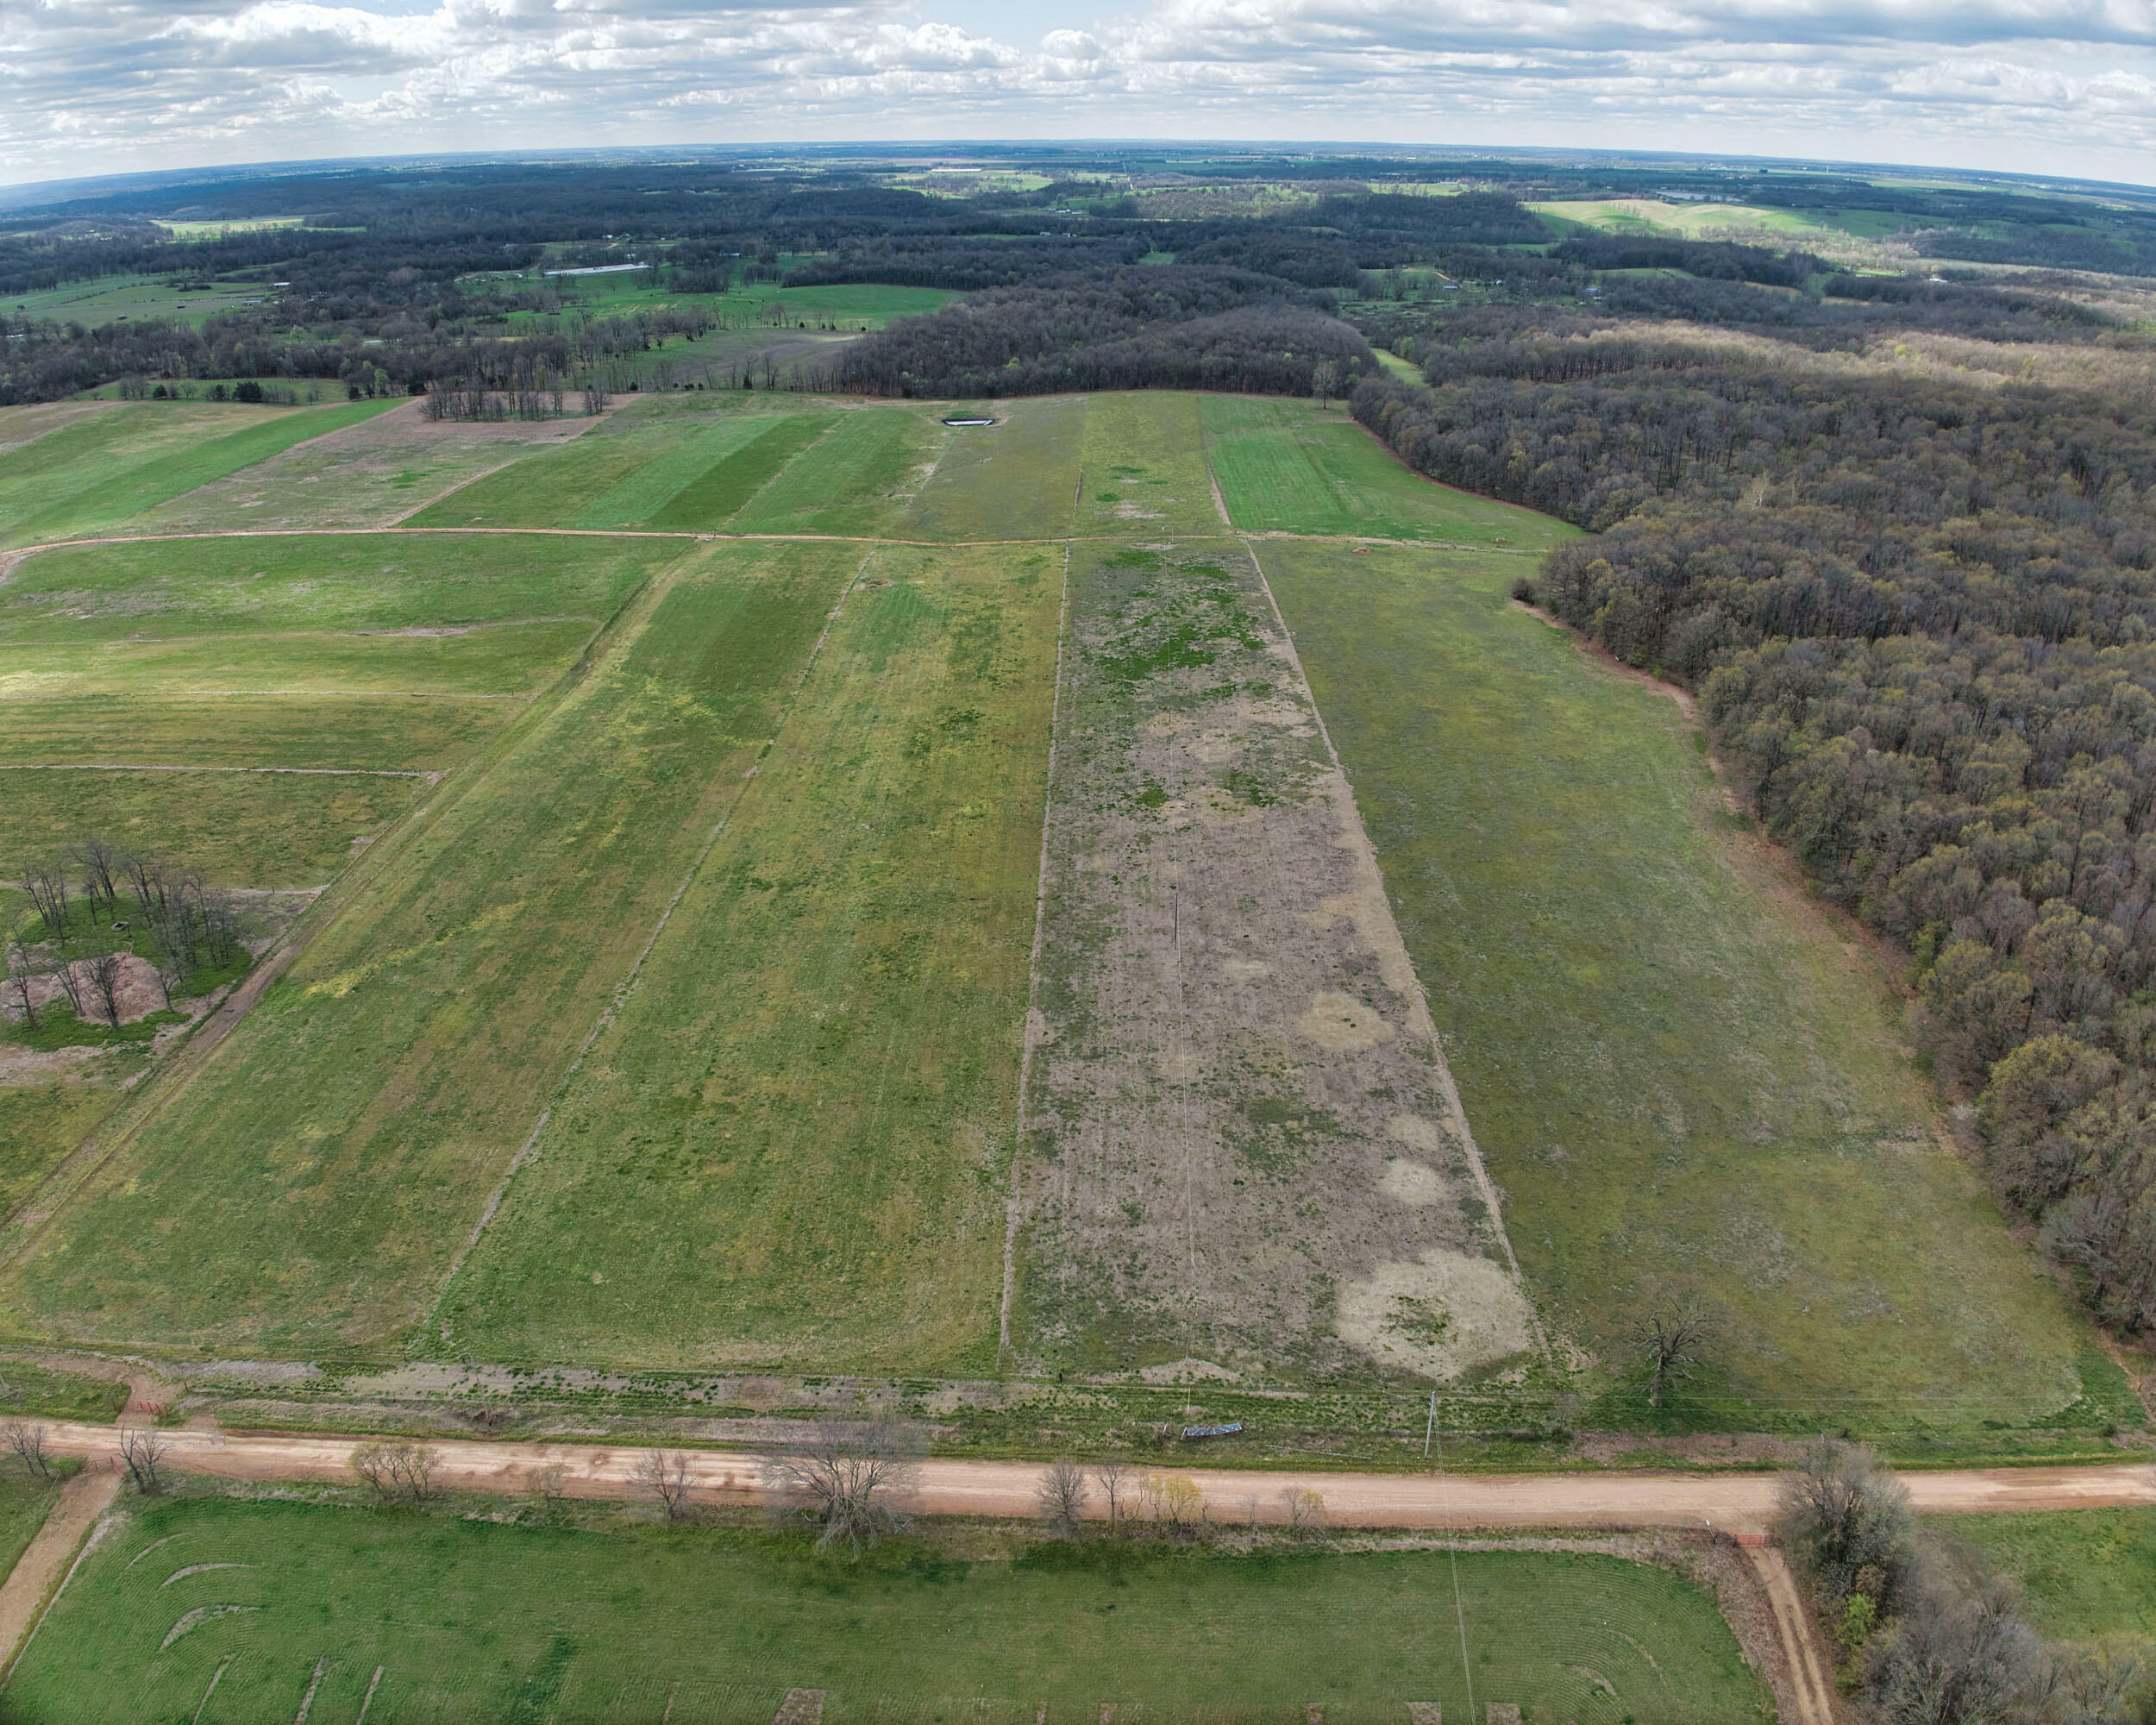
[3, 0, 2153, 185]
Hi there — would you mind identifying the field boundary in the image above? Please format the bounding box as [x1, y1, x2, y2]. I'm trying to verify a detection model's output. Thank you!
[998, 543, 1073, 1359]
[0, 762, 442, 780]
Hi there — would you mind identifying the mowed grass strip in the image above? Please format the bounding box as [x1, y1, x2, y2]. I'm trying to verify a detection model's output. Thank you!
[0, 768, 423, 888]
[649, 412, 838, 530]
[0, 405, 266, 535]
[1262, 537, 2088, 1421]
[1, 400, 401, 545]
[0, 542, 853, 1352]
[901, 394, 1085, 541]
[0, 532, 671, 643]
[729, 406, 937, 537]
[1203, 395, 1570, 548]
[14, 1496, 1771, 1723]
[0, 621, 600, 700]
[445, 543, 1062, 1372]
[1075, 391, 1225, 536]
[0, 693, 513, 771]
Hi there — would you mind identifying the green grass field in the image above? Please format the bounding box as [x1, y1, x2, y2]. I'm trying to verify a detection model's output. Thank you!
[1257, 537, 2091, 1424]
[0, 542, 856, 1352]
[441, 543, 1062, 1372]
[1075, 392, 1224, 536]
[0, 765, 423, 888]
[901, 395, 1083, 541]
[1203, 397, 1570, 548]
[9, 1496, 1771, 1723]
[1937, 1509, 2156, 1644]
[0, 400, 399, 546]
[729, 407, 937, 536]
[3, 272, 272, 328]
[0, 693, 512, 770]
[0, 532, 669, 642]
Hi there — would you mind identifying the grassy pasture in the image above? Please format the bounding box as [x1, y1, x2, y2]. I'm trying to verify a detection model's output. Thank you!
[0, 693, 511, 771]
[729, 407, 937, 537]
[0, 400, 399, 545]
[401, 411, 705, 529]
[1937, 1509, 2156, 1643]
[0, 541, 855, 1353]
[443, 542, 1062, 1373]
[0, 533, 669, 643]
[1260, 537, 2090, 1423]
[901, 394, 1084, 541]
[1075, 392, 1224, 536]
[649, 412, 837, 529]
[125, 410, 609, 534]
[0, 621, 600, 700]
[0, 1083, 127, 1220]
[12, 1497, 1770, 1723]
[3, 272, 269, 327]
[0, 768, 422, 887]
[1203, 396, 1570, 549]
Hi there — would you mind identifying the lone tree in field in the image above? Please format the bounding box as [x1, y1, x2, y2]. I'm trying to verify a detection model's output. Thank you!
[1035, 1458, 1088, 1537]
[1643, 1305, 1709, 1409]
[1776, 1437, 1915, 1606]
[1311, 360, 1341, 409]
[635, 1448, 693, 1521]
[761, 1420, 919, 1557]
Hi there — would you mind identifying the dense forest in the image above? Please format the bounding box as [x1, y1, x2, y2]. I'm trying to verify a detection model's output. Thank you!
[826, 266, 1373, 398]
[1355, 309, 2156, 1334]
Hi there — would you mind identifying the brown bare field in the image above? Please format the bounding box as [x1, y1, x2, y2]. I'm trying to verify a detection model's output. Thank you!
[1008, 539, 1532, 1384]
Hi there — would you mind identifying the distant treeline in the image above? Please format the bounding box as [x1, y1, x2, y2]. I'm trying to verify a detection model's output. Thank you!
[1355, 325, 2156, 1332]
[824, 266, 1376, 399]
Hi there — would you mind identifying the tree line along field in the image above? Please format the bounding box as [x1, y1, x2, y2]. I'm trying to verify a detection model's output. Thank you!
[0, 386, 2108, 1433]
[7, 1494, 1771, 1724]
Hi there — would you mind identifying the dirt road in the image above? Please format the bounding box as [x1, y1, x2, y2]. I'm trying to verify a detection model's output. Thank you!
[34, 1422, 2156, 1532]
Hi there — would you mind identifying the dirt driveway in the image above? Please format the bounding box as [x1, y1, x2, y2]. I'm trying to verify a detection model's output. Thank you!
[35, 1421, 2156, 1532]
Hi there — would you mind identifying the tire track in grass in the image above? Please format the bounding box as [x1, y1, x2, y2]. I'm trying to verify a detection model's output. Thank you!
[425, 546, 881, 1331]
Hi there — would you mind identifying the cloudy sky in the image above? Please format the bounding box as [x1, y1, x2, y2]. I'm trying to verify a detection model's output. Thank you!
[4, 0, 2154, 189]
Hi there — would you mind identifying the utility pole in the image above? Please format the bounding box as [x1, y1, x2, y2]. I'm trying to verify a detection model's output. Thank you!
[1424, 1389, 1437, 1459]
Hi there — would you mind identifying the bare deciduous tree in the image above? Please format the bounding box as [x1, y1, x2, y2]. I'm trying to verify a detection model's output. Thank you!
[1034, 1458, 1088, 1537]
[1092, 1458, 1131, 1534]
[635, 1448, 693, 1521]
[761, 1421, 919, 1557]
[528, 1463, 568, 1509]
[3, 1421, 53, 1478]
[18, 859, 69, 941]
[1866, 1577, 2044, 1725]
[1644, 1305, 1709, 1409]
[76, 835, 122, 919]
[119, 1423, 168, 1495]
[1311, 360, 1342, 408]
[5, 938, 41, 1032]
[352, 1439, 441, 1504]
[1280, 1486, 1326, 1539]
[87, 950, 126, 1028]
[53, 958, 91, 1024]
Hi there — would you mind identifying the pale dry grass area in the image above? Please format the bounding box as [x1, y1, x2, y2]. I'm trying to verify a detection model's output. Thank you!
[1011, 539, 1531, 1383]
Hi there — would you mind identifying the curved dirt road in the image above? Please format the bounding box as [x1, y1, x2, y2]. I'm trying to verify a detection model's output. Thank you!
[36, 1421, 2156, 1532]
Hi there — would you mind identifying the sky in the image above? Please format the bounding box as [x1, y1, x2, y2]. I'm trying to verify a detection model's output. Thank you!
[4, 0, 2155, 191]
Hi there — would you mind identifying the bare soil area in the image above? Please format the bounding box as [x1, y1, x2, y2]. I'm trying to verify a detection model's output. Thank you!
[1011, 542, 1531, 1383]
